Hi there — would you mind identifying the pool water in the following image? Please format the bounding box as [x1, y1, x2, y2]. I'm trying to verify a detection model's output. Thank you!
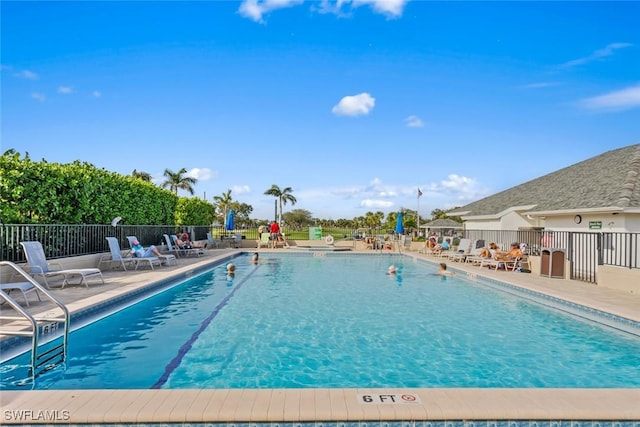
[2, 254, 640, 390]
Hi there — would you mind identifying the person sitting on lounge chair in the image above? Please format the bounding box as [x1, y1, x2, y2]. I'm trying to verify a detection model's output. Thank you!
[131, 239, 163, 258]
[176, 233, 205, 249]
[433, 238, 451, 253]
[478, 242, 499, 258]
[494, 242, 523, 261]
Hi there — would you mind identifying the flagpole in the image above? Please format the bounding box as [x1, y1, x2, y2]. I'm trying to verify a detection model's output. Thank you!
[417, 188, 421, 236]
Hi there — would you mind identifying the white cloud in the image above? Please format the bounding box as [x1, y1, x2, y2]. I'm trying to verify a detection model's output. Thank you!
[31, 92, 46, 102]
[352, 0, 407, 18]
[579, 84, 640, 112]
[92, 90, 102, 98]
[560, 42, 633, 69]
[317, 0, 407, 18]
[404, 115, 424, 128]
[232, 185, 251, 195]
[187, 167, 216, 181]
[15, 69, 39, 80]
[332, 92, 375, 116]
[58, 86, 74, 94]
[238, 0, 303, 23]
[360, 199, 394, 209]
[521, 82, 562, 89]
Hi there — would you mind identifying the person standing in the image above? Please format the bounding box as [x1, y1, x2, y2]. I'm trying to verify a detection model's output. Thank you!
[269, 221, 280, 248]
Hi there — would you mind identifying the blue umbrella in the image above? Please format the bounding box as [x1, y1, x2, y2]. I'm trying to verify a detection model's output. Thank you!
[395, 211, 404, 234]
[226, 209, 235, 231]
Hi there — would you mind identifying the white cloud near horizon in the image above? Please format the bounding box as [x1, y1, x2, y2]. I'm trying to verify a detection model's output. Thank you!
[360, 199, 394, 209]
[578, 84, 640, 112]
[92, 90, 102, 98]
[559, 42, 633, 69]
[15, 69, 39, 80]
[58, 86, 73, 94]
[332, 92, 375, 116]
[404, 115, 424, 127]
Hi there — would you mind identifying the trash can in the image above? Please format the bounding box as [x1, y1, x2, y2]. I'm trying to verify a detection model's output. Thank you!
[540, 248, 565, 279]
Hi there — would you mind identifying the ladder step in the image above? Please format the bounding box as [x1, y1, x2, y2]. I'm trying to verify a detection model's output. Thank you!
[37, 343, 65, 360]
[36, 350, 65, 369]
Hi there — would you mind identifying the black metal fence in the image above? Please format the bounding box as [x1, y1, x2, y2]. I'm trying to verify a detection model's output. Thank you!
[463, 229, 639, 283]
[0, 224, 212, 263]
[2, 224, 638, 284]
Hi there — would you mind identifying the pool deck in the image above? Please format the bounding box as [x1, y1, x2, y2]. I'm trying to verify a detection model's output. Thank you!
[1, 247, 639, 424]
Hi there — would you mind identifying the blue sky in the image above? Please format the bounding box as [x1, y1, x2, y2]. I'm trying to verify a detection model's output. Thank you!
[2, 1, 639, 221]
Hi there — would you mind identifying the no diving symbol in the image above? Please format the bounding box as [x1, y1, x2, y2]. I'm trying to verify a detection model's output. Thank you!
[401, 394, 417, 402]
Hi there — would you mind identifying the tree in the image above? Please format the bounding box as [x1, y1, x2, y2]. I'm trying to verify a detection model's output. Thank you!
[213, 189, 233, 227]
[132, 169, 152, 182]
[264, 184, 297, 226]
[161, 168, 197, 195]
[282, 209, 313, 230]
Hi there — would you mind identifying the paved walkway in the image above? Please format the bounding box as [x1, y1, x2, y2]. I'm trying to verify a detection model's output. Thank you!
[1, 248, 639, 424]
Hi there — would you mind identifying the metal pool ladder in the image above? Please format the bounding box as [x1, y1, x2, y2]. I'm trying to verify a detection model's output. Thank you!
[0, 261, 71, 378]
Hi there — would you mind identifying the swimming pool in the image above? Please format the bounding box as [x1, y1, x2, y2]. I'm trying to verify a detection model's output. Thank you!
[2, 253, 640, 390]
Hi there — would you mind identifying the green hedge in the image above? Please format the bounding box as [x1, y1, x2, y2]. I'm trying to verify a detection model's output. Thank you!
[0, 152, 213, 225]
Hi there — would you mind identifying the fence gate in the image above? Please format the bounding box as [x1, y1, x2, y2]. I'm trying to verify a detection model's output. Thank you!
[569, 232, 599, 284]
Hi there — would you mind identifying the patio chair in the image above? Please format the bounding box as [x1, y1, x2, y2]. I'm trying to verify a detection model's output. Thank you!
[99, 237, 139, 271]
[20, 241, 105, 289]
[169, 234, 206, 257]
[1, 282, 42, 307]
[257, 232, 270, 249]
[206, 232, 219, 249]
[125, 236, 176, 269]
[447, 238, 473, 262]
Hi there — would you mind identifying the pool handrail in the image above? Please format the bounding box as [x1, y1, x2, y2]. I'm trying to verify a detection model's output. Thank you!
[0, 261, 70, 378]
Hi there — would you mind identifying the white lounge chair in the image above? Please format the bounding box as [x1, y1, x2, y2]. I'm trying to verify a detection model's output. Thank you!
[169, 234, 206, 257]
[99, 237, 139, 271]
[20, 241, 105, 289]
[447, 238, 473, 262]
[1, 282, 42, 307]
[126, 236, 176, 269]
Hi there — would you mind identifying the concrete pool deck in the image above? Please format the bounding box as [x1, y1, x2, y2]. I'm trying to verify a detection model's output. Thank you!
[1, 248, 639, 424]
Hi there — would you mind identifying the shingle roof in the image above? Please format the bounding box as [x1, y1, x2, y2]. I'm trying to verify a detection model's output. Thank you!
[421, 218, 463, 228]
[451, 143, 640, 216]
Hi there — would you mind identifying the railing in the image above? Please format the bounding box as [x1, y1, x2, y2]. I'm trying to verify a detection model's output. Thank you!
[0, 261, 71, 378]
[463, 229, 640, 284]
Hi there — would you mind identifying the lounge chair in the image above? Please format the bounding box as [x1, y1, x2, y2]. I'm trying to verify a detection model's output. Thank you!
[206, 232, 219, 249]
[125, 236, 176, 269]
[1, 282, 42, 307]
[99, 237, 139, 271]
[20, 241, 105, 289]
[257, 232, 270, 249]
[169, 234, 206, 257]
[447, 238, 473, 262]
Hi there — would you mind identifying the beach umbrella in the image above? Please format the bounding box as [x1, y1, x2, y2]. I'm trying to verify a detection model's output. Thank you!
[395, 211, 405, 234]
[226, 209, 235, 231]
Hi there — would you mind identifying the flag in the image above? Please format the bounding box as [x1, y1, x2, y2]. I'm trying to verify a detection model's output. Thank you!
[418, 188, 423, 198]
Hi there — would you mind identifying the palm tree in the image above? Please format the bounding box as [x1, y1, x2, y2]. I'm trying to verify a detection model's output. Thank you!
[161, 168, 197, 195]
[213, 189, 233, 228]
[131, 169, 152, 182]
[264, 184, 297, 226]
